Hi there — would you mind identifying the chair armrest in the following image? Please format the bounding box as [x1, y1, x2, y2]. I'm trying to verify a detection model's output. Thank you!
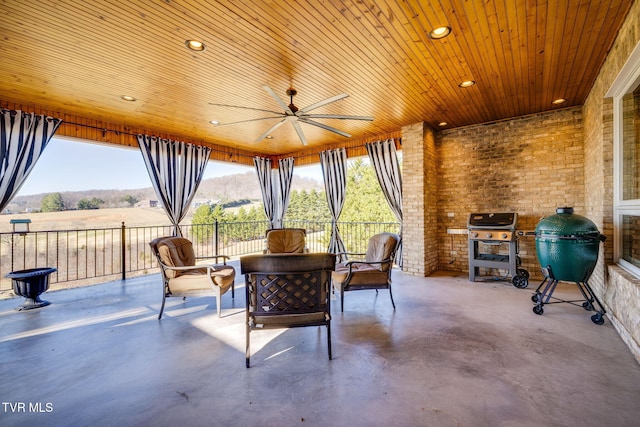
[158, 262, 222, 273]
[344, 259, 392, 268]
[195, 255, 231, 265]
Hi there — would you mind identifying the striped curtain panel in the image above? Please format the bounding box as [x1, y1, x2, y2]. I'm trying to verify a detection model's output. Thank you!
[254, 156, 295, 229]
[0, 109, 62, 212]
[137, 135, 211, 236]
[253, 157, 276, 228]
[320, 148, 347, 260]
[276, 157, 295, 227]
[366, 139, 403, 266]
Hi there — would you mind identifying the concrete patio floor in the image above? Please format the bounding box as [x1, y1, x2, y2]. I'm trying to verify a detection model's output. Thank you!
[1, 265, 639, 427]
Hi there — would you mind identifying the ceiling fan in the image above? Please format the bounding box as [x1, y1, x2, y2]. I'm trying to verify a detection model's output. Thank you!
[209, 86, 374, 146]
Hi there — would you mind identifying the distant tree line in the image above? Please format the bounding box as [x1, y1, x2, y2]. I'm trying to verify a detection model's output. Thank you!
[39, 193, 139, 212]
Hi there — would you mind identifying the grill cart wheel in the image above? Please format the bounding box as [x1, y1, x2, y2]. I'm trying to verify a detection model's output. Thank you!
[512, 268, 530, 288]
[591, 313, 605, 325]
[582, 301, 593, 311]
[531, 293, 541, 303]
[533, 305, 544, 315]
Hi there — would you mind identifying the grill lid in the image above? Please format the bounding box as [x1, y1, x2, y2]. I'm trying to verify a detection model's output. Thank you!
[468, 212, 518, 229]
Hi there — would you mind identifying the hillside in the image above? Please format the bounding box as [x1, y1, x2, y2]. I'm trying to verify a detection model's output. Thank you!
[4, 171, 322, 214]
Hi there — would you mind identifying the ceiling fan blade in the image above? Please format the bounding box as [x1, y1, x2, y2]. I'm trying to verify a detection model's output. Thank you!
[263, 85, 295, 115]
[214, 116, 284, 127]
[255, 118, 286, 142]
[299, 118, 351, 138]
[208, 103, 283, 115]
[300, 114, 374, 121]
[291, 121, 308, 146]
[298, 93, 349, 114]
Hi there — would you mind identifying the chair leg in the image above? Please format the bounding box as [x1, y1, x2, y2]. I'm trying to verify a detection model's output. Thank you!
[158, 290, 167, 320]
[388, 285, 396, 310]
[327, 323, 332, 360]
[246, 327, 251, 368]
[340, 288, 345, 312]
[216, 288, 222, 317]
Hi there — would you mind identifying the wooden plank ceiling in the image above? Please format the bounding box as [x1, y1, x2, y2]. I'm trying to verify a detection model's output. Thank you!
[0, 0, 633, 160]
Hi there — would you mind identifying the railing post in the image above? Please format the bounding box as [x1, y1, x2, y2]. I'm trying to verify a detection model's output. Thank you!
[121, 222, 126, 281]
[214, 220, 219, 257]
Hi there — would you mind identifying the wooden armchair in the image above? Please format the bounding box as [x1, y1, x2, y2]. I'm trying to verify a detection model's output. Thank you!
[240, 253, 336, 368]
[331, 232, 400, 312]
[149, 236, 235, 319]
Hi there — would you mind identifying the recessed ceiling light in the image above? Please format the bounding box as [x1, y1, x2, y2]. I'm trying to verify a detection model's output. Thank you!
[185, 39, 206, 51]
[552, 98, 567, 105]
[265, 135, 274, 139]
[429, 26, 451, 39]
[458, 80, 476, 88]
[121, 95, 136, 102]
[209, 120, 220, 125]
[438, 122, 448, 127]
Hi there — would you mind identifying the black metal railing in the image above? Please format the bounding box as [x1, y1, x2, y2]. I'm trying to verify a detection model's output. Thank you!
[0, 220, 399, 293]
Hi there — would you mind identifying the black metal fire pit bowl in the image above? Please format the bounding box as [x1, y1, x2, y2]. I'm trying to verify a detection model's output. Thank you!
[6, 267, 57, 311]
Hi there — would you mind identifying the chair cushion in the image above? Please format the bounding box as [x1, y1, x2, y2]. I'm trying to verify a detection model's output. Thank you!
[168, 265, 235, 292]
[156, 237, 196, 278]
[250, 312, 329, 327]
[365, 233, 398, 271]
[332, 263, 389, 288]
[265, 229, 307, 254]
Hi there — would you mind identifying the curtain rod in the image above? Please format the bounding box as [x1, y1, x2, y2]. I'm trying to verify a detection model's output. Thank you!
[62, 120, 257, 160]
[62, 120, 400, 162]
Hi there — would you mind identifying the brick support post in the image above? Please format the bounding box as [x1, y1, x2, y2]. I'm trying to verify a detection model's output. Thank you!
[401, 122, 438, 276]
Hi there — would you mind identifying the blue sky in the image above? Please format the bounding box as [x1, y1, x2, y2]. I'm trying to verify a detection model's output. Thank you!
[17, 137, 323, 196]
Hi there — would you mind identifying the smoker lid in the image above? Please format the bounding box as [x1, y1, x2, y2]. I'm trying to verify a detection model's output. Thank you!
[535, 207, 605, 240]
[468, 212, 518, 228]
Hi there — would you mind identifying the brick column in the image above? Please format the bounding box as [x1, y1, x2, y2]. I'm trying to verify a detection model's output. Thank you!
[401, 122, 438, 276]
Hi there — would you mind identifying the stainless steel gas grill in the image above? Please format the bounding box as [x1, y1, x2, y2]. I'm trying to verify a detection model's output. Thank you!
[467, 212, 529, 287]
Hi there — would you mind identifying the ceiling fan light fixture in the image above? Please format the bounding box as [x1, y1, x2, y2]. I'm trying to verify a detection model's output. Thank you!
[458, 80, 476, 88]
[185, 39, 206, 51]
[429, 26, 451, 39]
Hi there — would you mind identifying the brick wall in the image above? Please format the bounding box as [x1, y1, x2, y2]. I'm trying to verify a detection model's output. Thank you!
[436, 107, 585, 279]
[582, 0, 640, 362]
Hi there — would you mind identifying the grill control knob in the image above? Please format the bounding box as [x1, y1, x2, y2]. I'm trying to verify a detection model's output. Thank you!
[502, 233, 508, 239]
[486, 232, 492, 239]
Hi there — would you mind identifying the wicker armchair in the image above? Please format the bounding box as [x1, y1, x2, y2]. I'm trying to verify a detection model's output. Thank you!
[240, 253, 336, 368]
[149, 236, 235, 319]
[264, 228, 309, 254]
[331, 232, 400, 312]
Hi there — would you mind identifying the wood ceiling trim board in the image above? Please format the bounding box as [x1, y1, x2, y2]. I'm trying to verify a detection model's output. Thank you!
[479, 0, 515, 117]
[497, 0, 525, 116]
[509, 0, 529, 116]
[533, 0, 551, 110]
